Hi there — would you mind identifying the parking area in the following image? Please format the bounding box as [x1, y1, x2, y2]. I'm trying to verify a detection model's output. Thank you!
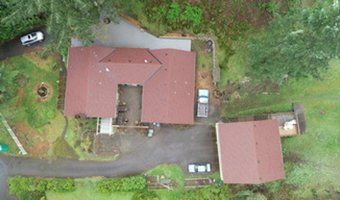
[94, 124, 218, 173]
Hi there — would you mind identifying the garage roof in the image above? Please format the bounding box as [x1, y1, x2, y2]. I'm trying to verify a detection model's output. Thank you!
[216, 120, 285, 184]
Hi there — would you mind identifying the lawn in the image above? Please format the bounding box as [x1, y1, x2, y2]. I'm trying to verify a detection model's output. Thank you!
[0, 53, 63, 156]
[223, 59, 340, 198]
[0, 122, 19, 154]
[45, 165, 223, 200]
[46, 178, 134, 200]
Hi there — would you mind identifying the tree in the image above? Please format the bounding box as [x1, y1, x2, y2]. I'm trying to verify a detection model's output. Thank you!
[1, 0, 117, 54]
[182, 5, 202, 29]
[0, 3, 44, 43]
[248, 2, 339, 84]
[166, 2, 181, 28]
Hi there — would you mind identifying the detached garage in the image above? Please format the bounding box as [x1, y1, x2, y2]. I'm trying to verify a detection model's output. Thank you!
[215, 120, 285, 184]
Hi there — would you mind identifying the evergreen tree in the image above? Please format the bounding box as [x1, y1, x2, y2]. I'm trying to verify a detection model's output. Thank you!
[1, 0, 116, 53]
[248, 2, 339, 84]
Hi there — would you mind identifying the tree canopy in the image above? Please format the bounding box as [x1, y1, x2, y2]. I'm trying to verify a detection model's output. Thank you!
[1, 0, 116, 54]
[248, 2, 339, 84]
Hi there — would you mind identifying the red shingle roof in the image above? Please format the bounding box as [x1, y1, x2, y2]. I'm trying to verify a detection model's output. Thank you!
[64, 46, 196, 124]
[216, 120, 285, 184]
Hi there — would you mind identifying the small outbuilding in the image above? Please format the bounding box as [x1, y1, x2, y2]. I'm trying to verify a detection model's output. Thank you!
[215, 120, 285, 184]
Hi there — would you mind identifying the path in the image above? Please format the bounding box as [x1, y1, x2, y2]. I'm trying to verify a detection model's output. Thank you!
[0, 114, 27, 155]
[0, 125, 218, 199]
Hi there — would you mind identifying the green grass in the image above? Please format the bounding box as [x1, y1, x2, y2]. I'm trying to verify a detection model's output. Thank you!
[146, 164, 185, 189]
[0, 55, 62, 156]
[218, 41, 248, 89]
[0, 122, 19, 154]
[64, 118, 116, 161]
[1, 56, 59, 128]
[46, 178, 134, 200]
[192, 40, 213, 69]
[52, 137, 78, 159]
[223, 59, 340, 198]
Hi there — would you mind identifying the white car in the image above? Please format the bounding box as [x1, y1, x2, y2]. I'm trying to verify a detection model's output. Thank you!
[188, 163, 211, 173]
[20, 31, 44, 46]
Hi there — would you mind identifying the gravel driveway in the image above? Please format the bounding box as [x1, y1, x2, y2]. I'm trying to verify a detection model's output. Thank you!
[0, 124, 218, 199]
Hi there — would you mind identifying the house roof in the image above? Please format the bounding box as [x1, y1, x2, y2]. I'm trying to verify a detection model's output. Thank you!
[64, 46, 196, 124]
[216, 120, 285, 184]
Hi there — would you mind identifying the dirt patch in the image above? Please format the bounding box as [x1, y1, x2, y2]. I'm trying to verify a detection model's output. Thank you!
[284, 152, 305, 164]
[13, 122, 50, 155]
[15, 88, 25, 107]
[121, 15, 143, 28]
[93, 134, 120, 157]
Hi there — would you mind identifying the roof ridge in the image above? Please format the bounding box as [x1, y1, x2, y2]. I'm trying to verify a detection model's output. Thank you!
[252, 121, 262, 184]
[98, 48, 116, 63]
[142, 50, 164, 84]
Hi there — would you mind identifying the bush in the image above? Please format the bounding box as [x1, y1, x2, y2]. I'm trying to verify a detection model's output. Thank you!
[96, 176, 147, 193]
[132, 190, 159, 200]
[0, 4, 44, 44]
[180, 185, 230, 200]
[46, 178, 76, 192]
[8, 176, 48, 194]
[8, 176, 75, 199]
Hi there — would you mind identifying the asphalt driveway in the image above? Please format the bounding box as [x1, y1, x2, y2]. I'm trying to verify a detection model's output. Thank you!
[0, 124, 218, 199]
[0, 28, 48, 61]
[72, 18, 192, 51]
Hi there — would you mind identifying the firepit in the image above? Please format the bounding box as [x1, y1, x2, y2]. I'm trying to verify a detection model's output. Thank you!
[37, 85, 48, 97]
[36, 82, 52, 102]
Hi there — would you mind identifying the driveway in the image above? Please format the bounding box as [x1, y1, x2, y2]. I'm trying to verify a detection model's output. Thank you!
[0, 27, 49, 61]
[71, 18, 192, 51]
[0, 124, 218, 199]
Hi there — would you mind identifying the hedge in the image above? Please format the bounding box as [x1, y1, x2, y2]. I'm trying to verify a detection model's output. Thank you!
[96, 176, 147, 193]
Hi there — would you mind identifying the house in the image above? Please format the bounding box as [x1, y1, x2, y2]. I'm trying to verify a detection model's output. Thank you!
[64, 46, 196, 125]
[215, 120, 285, 184]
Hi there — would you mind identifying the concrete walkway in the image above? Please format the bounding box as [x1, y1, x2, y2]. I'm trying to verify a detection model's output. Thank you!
[72, 18, 192, 51]
[0, 125, 218, 199]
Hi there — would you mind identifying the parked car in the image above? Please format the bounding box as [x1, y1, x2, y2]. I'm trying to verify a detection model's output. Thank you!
[197, 89, 209, 118]
[20, 31, 44, 46]
[188, 163, 211, 173]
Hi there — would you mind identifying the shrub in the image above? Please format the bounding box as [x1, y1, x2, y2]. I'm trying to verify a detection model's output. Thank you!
[8, 176, 75, 199]
[182, 4, 202, 29]
[8, 176, 48, 194]
[180, 185, 230, 200]
[46, 178, 76, 192]
[166, 2, 181, 28]
[96, 176, 147, 193]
